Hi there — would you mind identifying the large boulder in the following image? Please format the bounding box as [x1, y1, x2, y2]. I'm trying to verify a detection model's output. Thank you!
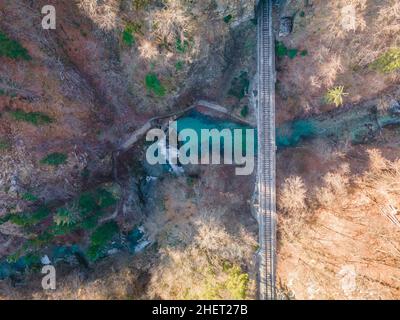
[279, 16, 293, 37]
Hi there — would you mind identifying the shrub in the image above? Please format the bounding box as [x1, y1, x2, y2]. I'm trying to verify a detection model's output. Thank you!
[21, 193, 39, 202]
[276, 41, 288, 57]
[50, 220, 79, 236]
[0, 138, 11, 151]
[40, 153, 68, 166]
[2, 184, 121, 272]
[95, 188, 117, 209]
[240, 105, 249, 118]
[325, 86, 348, 107]
[53, 208, 76, 226]
[90, 222, 119, 247]
[78, 192, 98, 216]
[316, 164, 350, 208]
[276, 41, 305, 59]
[87, 221, 119, 261]
[9, 110, 53, 126]
[9, 206, 51, 228]
[225, 265, 250, 300]
[279, 176, 307, 215]
[175, 38, 189, 54]
[78, 188, 117, 216]
[80, 216, 98, 230]
[122, 26, 135, 47]
[370, 48, 400, 73]
[122, 22, 142, 47]
[0, 32, 31, 60]
[145, 73, 166, 97]
[223, 15, 233, 24]
[133, 0, 151, 10]
[228, 71, 250, 100]
[23, 253, 41, 267]
[175, 60, 184, 71]
[287, 48, 298, 59]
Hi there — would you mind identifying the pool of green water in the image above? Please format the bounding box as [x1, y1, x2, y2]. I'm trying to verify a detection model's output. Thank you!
[176, 110, 317, 150]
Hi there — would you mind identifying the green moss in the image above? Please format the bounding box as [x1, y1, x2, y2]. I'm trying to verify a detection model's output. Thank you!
[145, 73, 166, 97]
[9, 109, 53, 126]
[40, 153, 68, 166]
[370, 48, 400, 73]
[0, 31, 31, 60]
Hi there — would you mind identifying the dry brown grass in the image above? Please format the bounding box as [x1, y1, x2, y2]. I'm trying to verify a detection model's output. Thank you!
[77, 0, 120, 31]
[150, 0, 193, 45]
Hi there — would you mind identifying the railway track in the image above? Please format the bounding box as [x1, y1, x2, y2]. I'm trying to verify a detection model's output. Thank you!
[256, 0, 277, 300]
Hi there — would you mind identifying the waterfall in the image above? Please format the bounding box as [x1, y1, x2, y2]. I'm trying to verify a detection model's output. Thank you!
[158, 135, 184, 175]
